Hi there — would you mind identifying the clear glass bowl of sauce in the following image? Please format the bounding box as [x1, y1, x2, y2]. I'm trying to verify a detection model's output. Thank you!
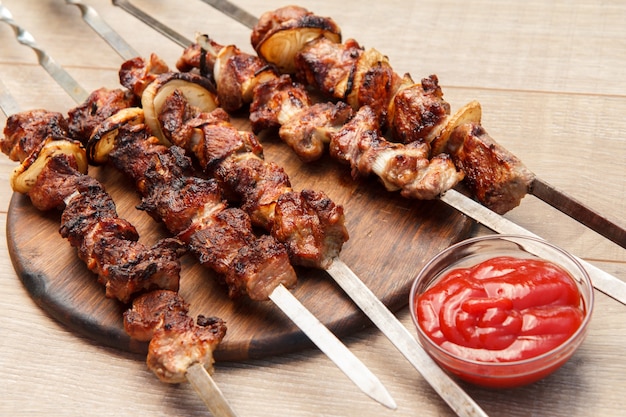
[409, 234, 594, 388]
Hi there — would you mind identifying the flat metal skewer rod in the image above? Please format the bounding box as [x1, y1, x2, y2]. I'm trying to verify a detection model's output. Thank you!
[112, 0, 191, 48]
[66, 0, 139, 60]
[327, 259, 487, 417]
[7, 3, 395, 407]
[269, 284, 396, 409]
[199, 0, 259, 30]
[441, 190, 626, 305]
[530, 177, 626, 248]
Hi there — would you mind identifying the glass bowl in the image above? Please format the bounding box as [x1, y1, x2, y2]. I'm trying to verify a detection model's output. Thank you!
[409, 234, 594, 388]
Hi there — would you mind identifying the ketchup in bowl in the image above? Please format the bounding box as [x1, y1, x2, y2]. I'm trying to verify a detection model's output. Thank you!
[409, 235, 594, 388]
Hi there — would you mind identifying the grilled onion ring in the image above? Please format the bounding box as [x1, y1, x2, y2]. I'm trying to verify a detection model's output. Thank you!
[11, 138, 87, 193]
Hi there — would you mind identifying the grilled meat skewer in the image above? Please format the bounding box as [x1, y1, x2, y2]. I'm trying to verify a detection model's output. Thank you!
[1, 110, 226, 384]
[173, 6, 532, 214]
[83, 102, 297, 301]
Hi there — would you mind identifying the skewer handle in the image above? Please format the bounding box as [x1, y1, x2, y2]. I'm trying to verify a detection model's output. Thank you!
[200, 0, 258, 29]
[112, 0, 191, 47]
[186, 363, 240, 417]
[269, 284, 397, 410]
[531, 177, 626, 249]
[0, 3, 89, 103]
[327, 259, 489, 417]
[66, 0, 139, 61]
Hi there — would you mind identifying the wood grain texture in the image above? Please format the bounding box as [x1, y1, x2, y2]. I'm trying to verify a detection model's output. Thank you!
[1, 0, 625, 416]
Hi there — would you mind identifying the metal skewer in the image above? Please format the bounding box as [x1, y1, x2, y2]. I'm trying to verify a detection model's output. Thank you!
[0, 2, 89, 103]
[1, 2, 395, 409]
[66, 0, 139, 60]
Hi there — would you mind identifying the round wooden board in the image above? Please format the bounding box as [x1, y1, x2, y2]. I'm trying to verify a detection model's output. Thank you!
[5, 128, 474, 362]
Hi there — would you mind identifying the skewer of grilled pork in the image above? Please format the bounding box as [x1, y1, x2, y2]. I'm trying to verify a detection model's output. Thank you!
[250, 6, 535, 215]
[176, 36, 464, 202]
[118, 61, 350, 270]
[0, 110, 227, 385]
[173, 5, 531, 214]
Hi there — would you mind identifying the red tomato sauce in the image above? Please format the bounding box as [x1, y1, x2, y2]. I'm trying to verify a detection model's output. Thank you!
[415, 256, 585, 363]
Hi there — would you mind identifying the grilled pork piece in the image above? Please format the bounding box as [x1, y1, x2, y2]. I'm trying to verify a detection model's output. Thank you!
[178, 37, 354, 163]
[446, 123, 534, 214]
[2, 110, 69, 162]
[67, 87, 137, 142]
[278, 101, 354, 163]
[294, 36, 398, 125]
[124, 290, 227, 383]
[119, 53, 170, 97]
[249, 73, 311, 133]
[331, 106, 464, 199]
[60, 182, 184, 303]
[388, 75, 451, 145]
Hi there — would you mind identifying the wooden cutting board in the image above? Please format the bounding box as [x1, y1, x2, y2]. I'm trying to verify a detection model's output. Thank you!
[5, 125, 474, 362]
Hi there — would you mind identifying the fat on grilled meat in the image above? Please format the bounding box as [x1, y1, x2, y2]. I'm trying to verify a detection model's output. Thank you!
[278, 101, 354, 163]
[119, 53, 171, 98]
[249, 73, 311, 134]
[124, 289, 227, 384]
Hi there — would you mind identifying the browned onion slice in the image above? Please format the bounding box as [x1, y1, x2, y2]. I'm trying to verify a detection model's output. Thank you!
[142, 72, 218, 144]
[11, 138, 87, 193]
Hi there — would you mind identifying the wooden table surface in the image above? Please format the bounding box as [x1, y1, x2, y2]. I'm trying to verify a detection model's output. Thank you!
[1, 0, 625, 416]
